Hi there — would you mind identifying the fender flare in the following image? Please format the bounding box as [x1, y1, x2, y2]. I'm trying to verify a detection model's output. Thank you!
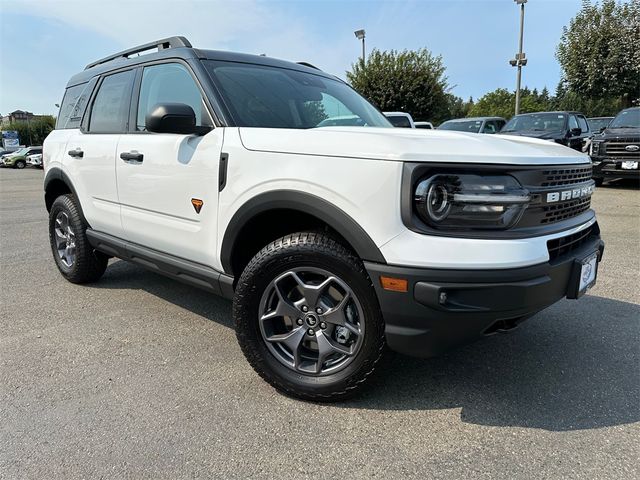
[44, 167, 89, 225]
[220, 190, 386, 275]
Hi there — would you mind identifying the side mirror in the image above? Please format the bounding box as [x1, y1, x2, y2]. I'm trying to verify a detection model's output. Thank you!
[570, 127, 582, 136]
[146, 103, 197, 134]
[599, 126, 606, 133]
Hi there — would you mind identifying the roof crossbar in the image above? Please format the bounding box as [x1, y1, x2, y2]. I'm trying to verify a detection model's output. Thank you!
[85, 36, 192, 70]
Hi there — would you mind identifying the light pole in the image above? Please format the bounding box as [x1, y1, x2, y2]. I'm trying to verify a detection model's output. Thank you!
[354, 29, 366, 64]
[509, 0, 528, 115]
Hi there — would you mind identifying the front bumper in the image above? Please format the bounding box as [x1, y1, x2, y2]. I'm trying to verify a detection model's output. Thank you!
[365, 227, 604, 358]
[592, 157, 640, 179]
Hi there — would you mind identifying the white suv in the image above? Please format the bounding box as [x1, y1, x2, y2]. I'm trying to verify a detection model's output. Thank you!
[43, 37, 604, 401]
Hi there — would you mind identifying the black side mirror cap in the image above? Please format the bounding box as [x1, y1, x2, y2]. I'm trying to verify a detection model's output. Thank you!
[570, 127, 582, 136]
[146, 103, 198, 134]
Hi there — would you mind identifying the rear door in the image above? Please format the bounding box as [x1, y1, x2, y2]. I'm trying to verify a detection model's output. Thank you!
[64, 69, 135, 238]
[116, 61, 222, 266]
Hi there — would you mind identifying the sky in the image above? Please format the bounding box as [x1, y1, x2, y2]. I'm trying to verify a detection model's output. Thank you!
[0, 0, 584, 116]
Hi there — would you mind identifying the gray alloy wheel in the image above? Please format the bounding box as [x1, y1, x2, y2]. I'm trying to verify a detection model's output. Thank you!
[15, 160, 26, 169]
[53, 211, 76, 268]
[258, 267, 365, 376]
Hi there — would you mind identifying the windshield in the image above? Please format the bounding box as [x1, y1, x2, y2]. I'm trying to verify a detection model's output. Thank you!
[503, 113, 566, 132]
[609, 109, 640, 129]
[588, 118, 612, 132]
[205, 60, 391, 129]
[9, 148, 28, 156]
[438, 120, 483, 133]
[386, 115, 412, 128]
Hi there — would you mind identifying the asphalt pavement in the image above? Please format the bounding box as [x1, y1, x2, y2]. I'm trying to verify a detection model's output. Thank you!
[1, 168, 638, 479]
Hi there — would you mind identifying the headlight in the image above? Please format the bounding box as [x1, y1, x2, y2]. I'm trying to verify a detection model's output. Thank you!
[590, 141, 602, 156]
[414, 174, 530, 230]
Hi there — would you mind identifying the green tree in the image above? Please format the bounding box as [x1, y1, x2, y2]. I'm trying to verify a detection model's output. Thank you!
[347, 48, 452, 123]
[556, 0, 640, 108]
[468, 88, 552, 119]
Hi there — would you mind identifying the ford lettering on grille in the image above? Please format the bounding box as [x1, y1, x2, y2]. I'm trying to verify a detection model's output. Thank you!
[546, 184, 595, 203]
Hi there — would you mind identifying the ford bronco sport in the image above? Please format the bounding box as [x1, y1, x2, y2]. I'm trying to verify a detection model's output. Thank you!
[43, 37, 604, 401]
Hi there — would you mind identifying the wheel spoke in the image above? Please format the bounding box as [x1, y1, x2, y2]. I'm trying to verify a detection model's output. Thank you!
[321, 293, 350, 326]
[316, 331, 352, 372]
[265, 326, 307, 369]
[290, 272, 334, 308]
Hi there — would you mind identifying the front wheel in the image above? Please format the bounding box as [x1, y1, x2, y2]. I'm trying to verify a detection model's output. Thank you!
[594, 177, 604, 187]
[233, 232, 385, 401]
[15, 160, 26, 169]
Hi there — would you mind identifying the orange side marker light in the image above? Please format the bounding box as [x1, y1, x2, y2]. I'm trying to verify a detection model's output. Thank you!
[380, 276, 408, 292]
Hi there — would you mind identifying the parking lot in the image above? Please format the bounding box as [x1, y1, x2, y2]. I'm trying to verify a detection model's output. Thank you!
[1, 168, 638, 479]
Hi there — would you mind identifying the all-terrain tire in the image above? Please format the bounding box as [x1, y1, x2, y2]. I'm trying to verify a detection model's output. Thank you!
[233, 232, 385, 402]
[48, 194, 108, 283]
[15, 160, 26, 169]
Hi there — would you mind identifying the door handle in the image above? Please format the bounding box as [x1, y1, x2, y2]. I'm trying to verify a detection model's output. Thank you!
[68, 149, 84, 158]
[120, 151, 143, 162]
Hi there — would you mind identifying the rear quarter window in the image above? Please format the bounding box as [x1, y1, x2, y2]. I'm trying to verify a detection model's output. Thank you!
[56, 79, 97, 130]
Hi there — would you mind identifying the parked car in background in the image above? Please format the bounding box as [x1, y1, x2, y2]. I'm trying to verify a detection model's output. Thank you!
[414, 121, 434, 129]
[500, 111, 590, 151]
[590, 107, 640, 186]
[27, 153, 43, 168]
[384, 112, 415, 128]
[1, 146, 43, 169]
[438, 117, 506, 134]
[588, 117, 614, 134]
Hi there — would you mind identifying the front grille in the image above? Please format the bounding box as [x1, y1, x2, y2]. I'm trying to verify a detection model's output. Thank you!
[541, 197, 591, 224]
[604, 141, 640, 158]
[540, 166, 592, 187]
[547, 224, 597, 261]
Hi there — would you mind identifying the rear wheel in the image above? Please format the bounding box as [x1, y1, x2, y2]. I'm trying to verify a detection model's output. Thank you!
[49, 194, 108, 283]
[233, 232, 385, 401]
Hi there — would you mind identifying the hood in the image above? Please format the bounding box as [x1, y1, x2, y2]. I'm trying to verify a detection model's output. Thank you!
[600, 127, 640, 140]
[498, 130, 564, 140]
[238, 127, 587, 165]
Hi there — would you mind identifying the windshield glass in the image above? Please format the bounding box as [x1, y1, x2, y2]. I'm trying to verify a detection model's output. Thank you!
[386, 115, 412, 128]
[9, 148, 28, 156]
[503, 113, 566, 132]
[588, 118, 612, 132]
[609, 109, 640, 129]
[205, 60, 391, 129]
[438, 120, 483, 133]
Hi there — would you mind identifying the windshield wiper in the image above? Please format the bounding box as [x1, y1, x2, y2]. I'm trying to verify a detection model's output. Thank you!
[612, 125, 638, 129]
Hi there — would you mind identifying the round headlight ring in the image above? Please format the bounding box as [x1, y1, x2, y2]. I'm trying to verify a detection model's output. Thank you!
[426, 182, 451, 222]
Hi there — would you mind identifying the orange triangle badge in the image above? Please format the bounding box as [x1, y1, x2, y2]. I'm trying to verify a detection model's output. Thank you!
[191, 198, 204, 214]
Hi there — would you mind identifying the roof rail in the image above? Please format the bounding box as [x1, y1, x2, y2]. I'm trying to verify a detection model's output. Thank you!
[85, 36, 192, 70]
[297, 61, 320, 70]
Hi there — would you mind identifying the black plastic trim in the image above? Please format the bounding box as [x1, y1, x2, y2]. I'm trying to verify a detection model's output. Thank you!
[218, 153, 228, 191]
[43, 167, 89, 225]
[364, 231, 604, 358]
[220, 190, 386, 275]
[85, 229, 234, 299]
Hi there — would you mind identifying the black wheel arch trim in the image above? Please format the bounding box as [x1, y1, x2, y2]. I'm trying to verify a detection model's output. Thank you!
[44, 167, 90, 226]
[220, 190, 386, 275]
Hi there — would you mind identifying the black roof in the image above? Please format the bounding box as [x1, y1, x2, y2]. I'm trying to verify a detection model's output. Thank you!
[67, 36, 335, 87]
[513, 111, 585, 116]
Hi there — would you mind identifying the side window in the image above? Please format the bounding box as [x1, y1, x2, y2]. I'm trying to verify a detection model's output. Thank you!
[578, 116, 589, 133]
[136, 63, 210, 131]
[482, 121, 497, 134]
[497, 120, 506, 131]
[568, 115, 579, 131]
[88, 70, 135, 133]
[56, 80, 96, 130]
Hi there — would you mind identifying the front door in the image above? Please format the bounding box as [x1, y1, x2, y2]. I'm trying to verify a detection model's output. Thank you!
[116, 62, 222, 266]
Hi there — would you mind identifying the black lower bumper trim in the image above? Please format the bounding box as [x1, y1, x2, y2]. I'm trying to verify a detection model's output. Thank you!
[365, 232, 604, 358]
